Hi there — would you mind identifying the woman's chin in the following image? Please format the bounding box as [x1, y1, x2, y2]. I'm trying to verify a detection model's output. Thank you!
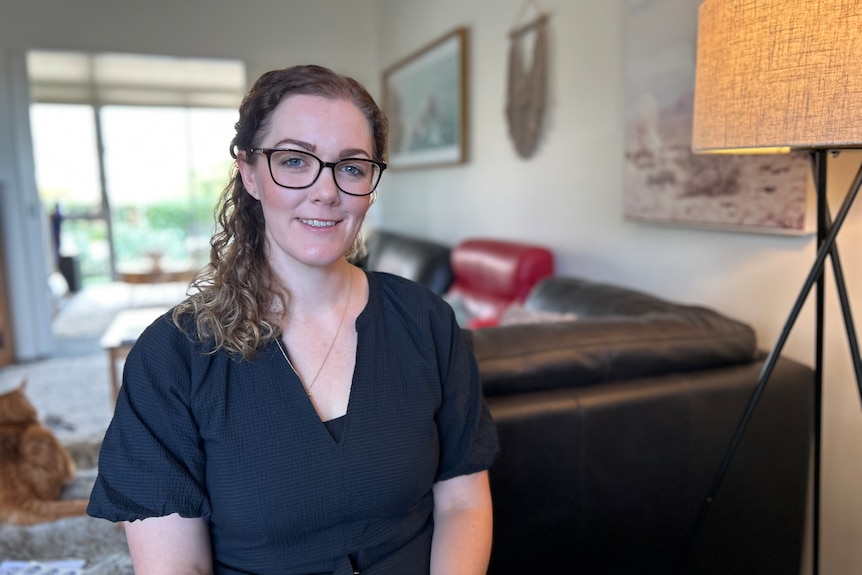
[293, 249, 350, 270]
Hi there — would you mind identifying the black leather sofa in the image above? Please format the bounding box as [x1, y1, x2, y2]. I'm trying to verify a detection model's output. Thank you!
[474, 277, 813, 575]
[358, 228, 453, 295]
[360, 229, 813, 574]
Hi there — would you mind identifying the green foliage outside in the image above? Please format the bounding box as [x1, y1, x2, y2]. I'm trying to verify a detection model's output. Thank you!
[51, 193, 219, 286]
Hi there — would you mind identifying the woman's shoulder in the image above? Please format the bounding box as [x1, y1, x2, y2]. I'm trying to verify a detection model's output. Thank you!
[130, 304, 209, 360]
[366, 270, 456, 330]
[123, 304, 230, 400]
[368, 270, 448, 307]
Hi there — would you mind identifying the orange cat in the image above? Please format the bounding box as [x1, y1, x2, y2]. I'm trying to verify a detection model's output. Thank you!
[0, 379, 89, 525]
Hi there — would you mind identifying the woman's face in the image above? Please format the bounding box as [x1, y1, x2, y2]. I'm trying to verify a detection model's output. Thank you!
[239, 94, 374, 273]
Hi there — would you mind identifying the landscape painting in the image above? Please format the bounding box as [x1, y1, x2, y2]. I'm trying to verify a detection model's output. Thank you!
[383, 28, 468, 170]
[623, 0, 811, 234]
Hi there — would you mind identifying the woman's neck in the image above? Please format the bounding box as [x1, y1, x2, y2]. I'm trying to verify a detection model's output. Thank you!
[280, 259, 355, 319]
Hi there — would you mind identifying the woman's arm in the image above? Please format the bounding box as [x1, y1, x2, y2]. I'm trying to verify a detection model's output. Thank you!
[430, 470, 494, 575]
[124, 513, 213, 575]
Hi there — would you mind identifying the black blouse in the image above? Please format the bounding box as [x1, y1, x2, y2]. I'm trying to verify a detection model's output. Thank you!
[88, 271, 499, 574]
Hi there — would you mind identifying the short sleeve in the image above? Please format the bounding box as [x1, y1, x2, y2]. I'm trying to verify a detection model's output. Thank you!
[87, 313, 212, 522]
[434, 304, 500, 483]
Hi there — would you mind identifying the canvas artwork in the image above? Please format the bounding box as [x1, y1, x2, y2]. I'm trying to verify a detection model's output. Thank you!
[383, 28, 468, 170]
[623, 0, 811, 234]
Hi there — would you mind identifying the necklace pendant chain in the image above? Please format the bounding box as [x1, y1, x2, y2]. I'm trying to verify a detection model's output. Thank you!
[275, 272, 354, 397]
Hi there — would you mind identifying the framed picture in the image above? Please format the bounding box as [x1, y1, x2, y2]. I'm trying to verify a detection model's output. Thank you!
[383, 27, 469, 170]
[623, 0, 812, 235]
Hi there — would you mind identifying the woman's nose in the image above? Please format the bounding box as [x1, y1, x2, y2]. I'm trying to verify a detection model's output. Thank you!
[308, 166, 341, 204]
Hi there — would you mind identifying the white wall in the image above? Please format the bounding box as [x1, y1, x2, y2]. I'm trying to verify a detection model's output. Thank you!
[0, 0, 381, 89]
[376, 1, 862, 574]
[1, 0, 861, 572]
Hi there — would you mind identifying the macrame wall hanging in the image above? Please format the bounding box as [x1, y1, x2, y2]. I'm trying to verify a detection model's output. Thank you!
[506, 2, 550, 159]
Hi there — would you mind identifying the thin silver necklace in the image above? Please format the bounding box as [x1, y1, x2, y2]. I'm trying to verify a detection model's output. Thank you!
[275, 273, 353, 398]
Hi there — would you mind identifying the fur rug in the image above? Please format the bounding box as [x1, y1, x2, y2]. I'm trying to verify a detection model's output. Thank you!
[0, 437, 133, 573]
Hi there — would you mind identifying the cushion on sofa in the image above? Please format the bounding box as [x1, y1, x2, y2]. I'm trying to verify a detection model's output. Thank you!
[525, 275, 703, 319]
[498, 303, 577, 326]
[445, 239, 554, 327]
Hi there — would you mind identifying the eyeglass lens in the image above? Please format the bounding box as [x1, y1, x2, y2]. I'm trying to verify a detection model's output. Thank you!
[268, 149, 380, 195]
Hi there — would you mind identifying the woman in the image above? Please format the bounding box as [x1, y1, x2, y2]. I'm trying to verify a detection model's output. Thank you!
[87, 64, 499, 575]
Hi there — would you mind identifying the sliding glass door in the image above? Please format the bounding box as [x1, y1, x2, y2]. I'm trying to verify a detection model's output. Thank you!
[99, 105, 235, 280]
[27, 50, 244, 287]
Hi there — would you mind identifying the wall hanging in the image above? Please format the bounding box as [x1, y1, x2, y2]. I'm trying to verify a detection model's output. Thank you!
[506, 2, 549, 159]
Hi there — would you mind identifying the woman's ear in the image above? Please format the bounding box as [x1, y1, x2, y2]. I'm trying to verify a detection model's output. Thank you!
[236, 150, 260, 200]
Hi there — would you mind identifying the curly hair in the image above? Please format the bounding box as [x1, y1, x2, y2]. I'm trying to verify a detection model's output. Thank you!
[172, 64, 389, 360]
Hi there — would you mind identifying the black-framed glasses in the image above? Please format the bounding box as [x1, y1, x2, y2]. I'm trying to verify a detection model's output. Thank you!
[249, 148, 386, 197]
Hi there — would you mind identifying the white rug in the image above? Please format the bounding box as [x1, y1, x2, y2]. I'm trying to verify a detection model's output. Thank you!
[0, 353, 112, 444]
[52, 281, 190, 339]
[0, 443, 132, 573]
[0, 516, 133, 574]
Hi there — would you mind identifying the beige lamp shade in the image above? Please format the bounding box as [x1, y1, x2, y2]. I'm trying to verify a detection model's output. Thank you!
[692, 0, 862, 154]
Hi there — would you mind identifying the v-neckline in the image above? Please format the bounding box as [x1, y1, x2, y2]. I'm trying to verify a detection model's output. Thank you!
[270, 340, 351, 443]
[323, 413, 346, 442]
[269, 269, 376, 445]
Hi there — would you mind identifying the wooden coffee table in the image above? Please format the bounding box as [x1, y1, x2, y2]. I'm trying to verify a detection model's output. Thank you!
[100, 306, 169, 404]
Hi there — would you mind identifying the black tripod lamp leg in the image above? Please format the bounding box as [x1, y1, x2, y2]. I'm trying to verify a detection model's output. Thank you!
[675, 155, 862, 573]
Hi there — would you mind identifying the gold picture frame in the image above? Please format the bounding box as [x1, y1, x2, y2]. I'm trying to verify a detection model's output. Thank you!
[382, 27, 469, 170]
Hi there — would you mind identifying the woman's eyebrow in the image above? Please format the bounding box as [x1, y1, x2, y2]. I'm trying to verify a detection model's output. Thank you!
[272, 138, 314, 151]
[270, 139, 369, 159]
[340, 148, 371, 158]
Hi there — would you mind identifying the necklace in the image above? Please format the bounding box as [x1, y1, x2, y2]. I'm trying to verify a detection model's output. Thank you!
[275, 272, 354, 397]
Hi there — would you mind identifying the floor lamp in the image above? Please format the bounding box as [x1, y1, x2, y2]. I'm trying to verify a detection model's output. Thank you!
[683, 1, 862, 574]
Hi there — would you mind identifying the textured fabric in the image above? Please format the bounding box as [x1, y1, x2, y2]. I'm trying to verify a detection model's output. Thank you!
[87, 271, 499, 574]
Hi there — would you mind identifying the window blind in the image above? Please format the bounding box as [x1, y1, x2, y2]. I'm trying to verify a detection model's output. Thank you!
[27, 50, 246, 108]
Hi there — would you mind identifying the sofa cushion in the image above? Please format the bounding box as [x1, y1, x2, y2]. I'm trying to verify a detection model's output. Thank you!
[525, 276, 698, 318]
[498, 303, 577, 326]
[472, 277, 757, 396]
[446, 239, 554, 325]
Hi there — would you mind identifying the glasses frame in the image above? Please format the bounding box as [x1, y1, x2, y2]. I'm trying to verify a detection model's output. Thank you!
[248, 148, 387, 197]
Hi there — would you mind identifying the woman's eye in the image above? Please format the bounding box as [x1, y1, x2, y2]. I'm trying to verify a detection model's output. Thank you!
[339, 161, 368, 178]
[282, 155, 306, 169]
[273, 151, 311, 170]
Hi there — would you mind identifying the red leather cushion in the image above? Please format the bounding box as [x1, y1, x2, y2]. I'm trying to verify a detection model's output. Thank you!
[447, 239, 554, 324]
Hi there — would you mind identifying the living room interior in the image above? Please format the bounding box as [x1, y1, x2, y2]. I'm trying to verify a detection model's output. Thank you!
[1, 0, 860, 573]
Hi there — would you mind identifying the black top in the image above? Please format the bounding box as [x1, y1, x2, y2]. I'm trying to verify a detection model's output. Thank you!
[88, 271, 499, 574]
